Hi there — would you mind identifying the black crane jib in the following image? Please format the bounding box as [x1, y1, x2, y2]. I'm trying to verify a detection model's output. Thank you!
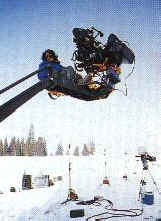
[0, 67, 47, 95]
[0, 79, 51, 123]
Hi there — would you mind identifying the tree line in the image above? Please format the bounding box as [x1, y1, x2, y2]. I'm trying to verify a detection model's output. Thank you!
[55, 142, 95, 156]
[0, 123, 96, 157]
[0, 124, 47, 156]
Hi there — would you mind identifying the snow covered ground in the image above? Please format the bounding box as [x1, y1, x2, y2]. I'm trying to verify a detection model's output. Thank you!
[0, 155, 161, 220]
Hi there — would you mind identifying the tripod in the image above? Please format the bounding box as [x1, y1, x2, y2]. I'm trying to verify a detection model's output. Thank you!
[138, 159, 160, 204]
[61, 144, 78, 204]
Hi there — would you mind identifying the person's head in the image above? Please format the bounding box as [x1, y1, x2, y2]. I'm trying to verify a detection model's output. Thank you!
[42, 49, 60, 63]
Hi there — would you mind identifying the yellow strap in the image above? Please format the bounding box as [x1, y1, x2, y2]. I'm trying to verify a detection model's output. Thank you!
[48, 90, 64, 97]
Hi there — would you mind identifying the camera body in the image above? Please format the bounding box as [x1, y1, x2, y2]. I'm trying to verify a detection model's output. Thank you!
[136, 152, 156, 170]
[72, 28, 104, 72]
[72, 27, 135, 74]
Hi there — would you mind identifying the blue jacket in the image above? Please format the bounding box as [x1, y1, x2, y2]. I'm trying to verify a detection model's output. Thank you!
[38, 60, 64, 80]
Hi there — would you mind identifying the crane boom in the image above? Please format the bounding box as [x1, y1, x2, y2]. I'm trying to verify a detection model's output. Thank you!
[0, 80, 51, 123]
[0, 68, 46, 95]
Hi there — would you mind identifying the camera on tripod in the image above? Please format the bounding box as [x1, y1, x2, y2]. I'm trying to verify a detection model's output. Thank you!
[136, 152, 156, 170]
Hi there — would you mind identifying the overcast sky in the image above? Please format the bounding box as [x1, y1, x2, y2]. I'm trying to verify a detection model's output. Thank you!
[0, 0, 160, 155]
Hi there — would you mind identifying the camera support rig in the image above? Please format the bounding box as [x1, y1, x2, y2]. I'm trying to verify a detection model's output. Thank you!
[0, 27, 135, 123]
[136, 152, 156, 170]
[136, 152, 160, 204]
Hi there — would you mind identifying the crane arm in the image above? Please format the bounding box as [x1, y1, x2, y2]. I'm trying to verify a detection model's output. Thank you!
[0, 79, 52, 123]
[0, 68, 47, 95]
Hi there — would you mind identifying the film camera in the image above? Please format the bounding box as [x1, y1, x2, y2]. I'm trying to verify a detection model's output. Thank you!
[72, 27, 104, 72]
[136, 152, 156, 170]
[72, 27, 135, 74]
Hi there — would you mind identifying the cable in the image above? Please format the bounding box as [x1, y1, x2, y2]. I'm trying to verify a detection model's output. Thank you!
[114, 82, 128, 96]
[71, 197, 142, 220]
[61, 191, 143, 220]
[124, 58, 135, 80]
[86, 208, 143, 220]
[77, 199, 102, 206]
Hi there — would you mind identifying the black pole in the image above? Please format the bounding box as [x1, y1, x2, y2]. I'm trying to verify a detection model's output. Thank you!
[0, 68, 46, 95]
[68, 144, 72, 199]
[0, 80, 51, 123]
